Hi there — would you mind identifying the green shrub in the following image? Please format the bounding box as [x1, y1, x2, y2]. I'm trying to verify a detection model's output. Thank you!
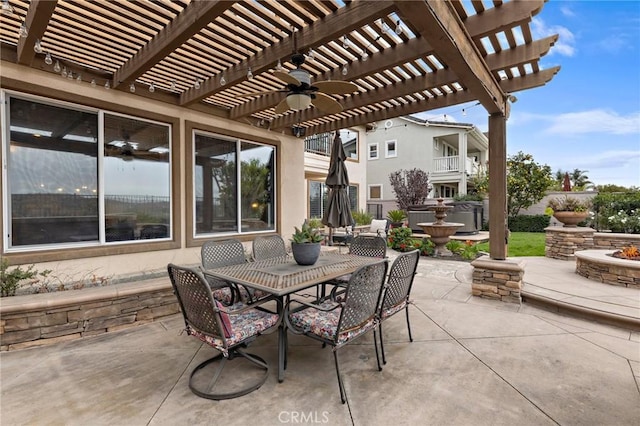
[351, 209, 373, 226]
[1, 257, 51, 297]
[592, 191, 640, 233]
[307, 217, 323, 229]
[412, 237, 435, 256]
[445, 240, 480, 260]
[387, 227, 415, 252]
[508, 215, 551, 232]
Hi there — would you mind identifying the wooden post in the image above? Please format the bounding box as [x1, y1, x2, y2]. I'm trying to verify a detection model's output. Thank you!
[488, 113, 507, 260]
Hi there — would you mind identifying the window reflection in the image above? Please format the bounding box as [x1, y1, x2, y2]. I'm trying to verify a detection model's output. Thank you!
[194, 132, 275, 235]
[104, 114, 170, 242]
[8, 98, 99, 246]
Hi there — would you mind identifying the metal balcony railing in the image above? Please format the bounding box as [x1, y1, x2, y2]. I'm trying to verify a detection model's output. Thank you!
[304, 133, 332, 156]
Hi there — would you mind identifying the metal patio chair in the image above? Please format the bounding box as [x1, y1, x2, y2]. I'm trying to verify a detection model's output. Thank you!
[377, 249, 420, 364]
[201, 239, 247, 305]
[286, 260, 388, 403]
[328, 234, 387, 300]
[167, 264, 280, 400]
[252, 235, 287, 261]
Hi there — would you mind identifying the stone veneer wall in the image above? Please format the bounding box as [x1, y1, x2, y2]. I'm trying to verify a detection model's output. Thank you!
[545, 227, 595, 260]
[592, 233, 640, 250]
[470, 257, 525, 304]
[575, 251, 640, 289]
[0, 278, 179, 351]
[545, 228, 640, 261]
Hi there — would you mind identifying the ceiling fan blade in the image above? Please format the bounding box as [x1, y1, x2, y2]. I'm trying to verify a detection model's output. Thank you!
[233, 90, 283, 98]
[314, 80, 358, 95]
[274, 98, 290, 114]
[312, 92, 343, 114]
[274, 70, 301, 86]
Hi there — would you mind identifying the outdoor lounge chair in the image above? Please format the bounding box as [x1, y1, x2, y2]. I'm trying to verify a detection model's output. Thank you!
[167, 264, 280, 400]
[377, 249, 420, 364]
[286, 260, 388, 403]
[252, 234, 288, 261]
[358, 219, 390, 239]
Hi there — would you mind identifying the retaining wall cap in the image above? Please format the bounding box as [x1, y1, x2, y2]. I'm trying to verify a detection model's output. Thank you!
[593, 232, 640, 242]
[0, 277, 171, 315]
[575, 250, 640, 269]
[471, 256, 526, 272]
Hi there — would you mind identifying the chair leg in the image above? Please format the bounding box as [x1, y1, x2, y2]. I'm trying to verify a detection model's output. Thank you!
[379, 323, 387, 365]
[333, 350, 347, 404]
[405, 306, 413, 342]
[189, 349, 269, 400]
[373, 328, 382, 371]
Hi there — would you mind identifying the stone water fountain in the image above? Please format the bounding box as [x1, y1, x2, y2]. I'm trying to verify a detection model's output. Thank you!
[417, 198, 464, 256]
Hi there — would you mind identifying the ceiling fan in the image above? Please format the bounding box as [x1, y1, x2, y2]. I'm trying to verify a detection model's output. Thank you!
[239, 53, 358, 115]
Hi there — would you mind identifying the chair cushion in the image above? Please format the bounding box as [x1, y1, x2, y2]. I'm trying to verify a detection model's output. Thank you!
[212, 287, 235, 305]
[368, 219, 388, 236]
[289, 300, 376, 346]
[380, 300, 407, 320]
[188, 304, 279, 354]
[215, 300, 233, 337]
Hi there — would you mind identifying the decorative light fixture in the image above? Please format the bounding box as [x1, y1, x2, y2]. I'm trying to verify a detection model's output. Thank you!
[19, 20, 28, 38]
[67, 70, 73, 80]
[44, 52, 52, 65]
[292, 125, 306, 138]
[342, 35, 350, 49]
[104, 80, 110, 90]
[61, 66, 67, 78]
[76, 74, 82, 83]
[247, 67, 253, 79]
[341, 64, 348, 76]
[395, 20, 402, 35]
[276, 59, 283, 71]
[170, 80, 177, 90]
[2, 0, 14, 15]
[149, 82, 155, 93]
[194, 79, 201, 89]
[129, 82, 135, 93]
[34, 39, 43, 54]
[220, 73, 226, 85]
[361, 49, 369, 61]
[53, 60, 61, 72]
[307, 49, 315, 60]
[90, 78, 96, 87]
[286, 93, 312, 111]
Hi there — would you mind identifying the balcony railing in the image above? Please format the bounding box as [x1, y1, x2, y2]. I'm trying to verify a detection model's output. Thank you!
[433, 156, 480, 175]
[304, 133, 332, 156]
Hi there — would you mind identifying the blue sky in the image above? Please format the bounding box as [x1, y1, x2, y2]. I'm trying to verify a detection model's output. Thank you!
[417, 0, 640, 189]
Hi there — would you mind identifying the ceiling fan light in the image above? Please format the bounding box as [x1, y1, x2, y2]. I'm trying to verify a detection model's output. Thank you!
[287, 93, 311, 110]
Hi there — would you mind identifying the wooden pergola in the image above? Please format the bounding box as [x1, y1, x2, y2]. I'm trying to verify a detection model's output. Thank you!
[0, 0, 560, 259]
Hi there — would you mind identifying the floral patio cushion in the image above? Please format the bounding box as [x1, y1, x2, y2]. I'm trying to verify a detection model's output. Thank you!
[380, 300, 407, 320]
[187, 304, 279, 355]
[289, 300, 377, 346]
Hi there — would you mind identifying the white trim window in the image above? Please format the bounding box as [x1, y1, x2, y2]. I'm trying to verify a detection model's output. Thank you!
[368, 184, 382, 200]
[368, 143, 379, 160]
[385, 139, 397, 158]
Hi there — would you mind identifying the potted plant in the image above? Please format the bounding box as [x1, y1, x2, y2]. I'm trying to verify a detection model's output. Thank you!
[290, 221, 324, 265]
[386, 209, 407, 228]
[547, 196, 591, 228]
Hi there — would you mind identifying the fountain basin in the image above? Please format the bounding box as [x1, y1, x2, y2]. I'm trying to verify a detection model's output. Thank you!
[417, 222, 464, 256]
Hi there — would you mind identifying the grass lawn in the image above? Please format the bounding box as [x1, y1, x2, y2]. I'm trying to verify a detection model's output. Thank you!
[475, 232, 546, 257]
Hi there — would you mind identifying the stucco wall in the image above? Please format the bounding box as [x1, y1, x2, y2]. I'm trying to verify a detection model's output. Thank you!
[1, 63, 306, 282]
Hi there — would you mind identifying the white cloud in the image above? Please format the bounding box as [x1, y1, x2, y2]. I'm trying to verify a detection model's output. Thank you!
[560, 6, 575, 18]
[532, 18, 576, 57]
[574, 150, 640, 169]
[545, 110, 640, 135]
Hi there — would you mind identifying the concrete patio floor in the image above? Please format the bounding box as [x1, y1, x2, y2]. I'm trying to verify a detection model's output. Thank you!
[1, 256, 639, 425]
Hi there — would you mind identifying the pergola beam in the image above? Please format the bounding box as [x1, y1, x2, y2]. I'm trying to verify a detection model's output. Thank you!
[112, 0, 235, 89]
[180, 1, 396, 106]
[395, 0, 506, 115]
[16, 0, 57, 65]
[301, 68, 558, 136]
[272, 36, 557, 130]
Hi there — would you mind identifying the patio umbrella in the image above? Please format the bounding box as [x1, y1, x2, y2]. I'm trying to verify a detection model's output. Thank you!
[562, 172, 572, 191]
[322, 132, 354, 244]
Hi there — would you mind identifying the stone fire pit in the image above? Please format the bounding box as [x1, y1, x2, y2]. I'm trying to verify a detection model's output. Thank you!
[575, 250, 640, 289]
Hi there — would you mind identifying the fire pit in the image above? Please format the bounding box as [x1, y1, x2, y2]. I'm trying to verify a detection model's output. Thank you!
[575, 249, 640, 289]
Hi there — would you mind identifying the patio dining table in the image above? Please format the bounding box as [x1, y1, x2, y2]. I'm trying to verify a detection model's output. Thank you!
[203, 251, 381, 382]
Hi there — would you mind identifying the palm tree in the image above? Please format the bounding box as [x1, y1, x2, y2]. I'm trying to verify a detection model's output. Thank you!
[570, 168, 593, 190]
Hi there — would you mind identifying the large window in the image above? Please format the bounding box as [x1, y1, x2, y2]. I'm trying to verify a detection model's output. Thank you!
[3, 94, 171, 249]
[309, 180, 357, 219]
[194, 131, 275, 235]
